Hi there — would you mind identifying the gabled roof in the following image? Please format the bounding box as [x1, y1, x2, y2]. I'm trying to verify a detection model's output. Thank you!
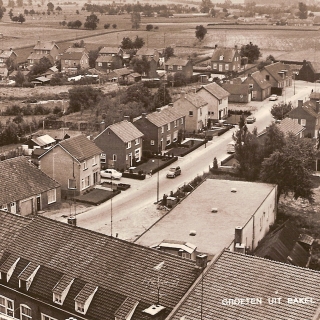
[0, 50, 17, 59]
[211, 47, 238, 62]
[96, 55, 114, 63]
[60, 51, 87, 60]
[167, 250, 320, 320]
[27, 53, 54, 63]
[277, 117, 305, 136]
[310, 92, 320, 100]
[221, 83, 249, 95]
[302, 100, 320, 118]
[65, 47, 87, 53]
[136, 48, 157, 56]
[33, 41, 59, 51]
[0, 156, 60, 204]
[140, 108, 185, 127]
[113, 68, 133, 76]
[165, 57, 190, 67]
[99, 47, 122, 54]
[0, 211, 199, 319]
[254, 221, 311, 267]
[200, 82, 230, 99]
[31, 134, 55, 147]
[249, 71, 272, 89]
[95, 120, 144, 143]
[183, 92, 208, 108]
[39, 135, 102, 162]
[263, 62, 291, 82]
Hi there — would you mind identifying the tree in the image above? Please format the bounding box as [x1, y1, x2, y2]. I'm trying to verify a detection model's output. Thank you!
[104, 23, 110, 29]
[131, 12, 141, 29]
[55, 6, 62, 13]
[84, 13, 99, 29]
[298, 2, 308, 19]
[124, 83, 154, 109]
[88, 47, 102, 68]
[0, 7, 4, 20]
[146, 24, 153, 31]
[270, 102, 293, 120]
[68, 86, 101, 113]
[233, 126, 264, 181]
[121, 37, 133, 50]
[29, 56, 53, 78]
[133, 36, 145, 49]
[164, 46, 174, 61]
[72, 39, 85, 48]
[17, 13, 25, 23]
[130, 56, 150, 75]
[14, 70, 25, 87]
[195, 25, 207, 41]
[240, 42, 261, 63]
[260, 133, 316, 202]
[257, 55, 275, 71]
[8, 8, 13, 19]
[200, 0, 213, 13]
[112, 23, 117, 29]
[262, 123, 285, 158]
[47, 1, 54, 11]
[154, 84, 172, 108]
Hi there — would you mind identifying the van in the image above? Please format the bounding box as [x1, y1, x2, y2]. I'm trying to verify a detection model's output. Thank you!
[227, 142, 235, 154]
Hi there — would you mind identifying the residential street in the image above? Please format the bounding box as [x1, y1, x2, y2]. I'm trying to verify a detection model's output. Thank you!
[44, 80, 316, 242]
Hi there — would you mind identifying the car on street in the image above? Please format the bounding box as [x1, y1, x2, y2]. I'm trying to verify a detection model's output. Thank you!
[100, 169, 122, 180]
[269, 94, 278, 101]
[166, 166, 181, 178]
[245, 115, 256, 124]
[227, 141, 236, 153]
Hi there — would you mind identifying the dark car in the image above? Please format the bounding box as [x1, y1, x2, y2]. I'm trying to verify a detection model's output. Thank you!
[166, 166, 181, 178]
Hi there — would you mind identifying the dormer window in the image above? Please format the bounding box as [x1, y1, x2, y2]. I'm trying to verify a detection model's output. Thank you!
[53, 293, 62, 304]
[74, 284, 98, 315]
[219, 55, 224, 60]
[76, 302, 85, 313]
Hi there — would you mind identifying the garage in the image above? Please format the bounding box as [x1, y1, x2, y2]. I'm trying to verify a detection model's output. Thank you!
[20, 199, 33, 216]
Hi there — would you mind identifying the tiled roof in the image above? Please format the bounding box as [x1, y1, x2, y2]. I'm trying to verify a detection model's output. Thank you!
[65, 47, 87, 53]
[168, 250, 320, 320]
[99, 47, 121, 54]
[96, 55, 113, 63]
[277, 117, 305, 136]
[302, 101, 319, 118]
[75, 282, 97, 303]
[200, 82, 230, 99]
[60, 51, 86, 60]
[55, 135, 102, 162]
[0, 254, 19, 272]
[254, 221, 310, 267]
[183, 92, 208, 108]
[113, 68, 133, 76]
[96, 120, 144, 143]
[136, 48, 157, 56]
[33, 41, 59, 51]
[310, 92, 320, 100]
[264, 62, 290, 82]
[250, 71, 272, 89]
[165, 57, 190, 66]
[0, 156, 59, 204]
[211, 47, 237, 62]
[144, 108, 185, 127]
[31, 134, 55, 147]
[0, 212, 199, 319]
[0, 50, 17, 58]
[52, 274, 74, 294]
[18, 262, 39, 281]
[27, 52, 54, 62]
[221, 83, 249, 95]
[114, 297, 139, 319]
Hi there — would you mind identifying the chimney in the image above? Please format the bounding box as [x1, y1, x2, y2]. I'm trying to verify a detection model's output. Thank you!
[235, 243, 245, 254]
[124, 115, 130, 121]
[298, 100, 303, 108]
[142, 113, 147, 118]
[142, 305, 166, 320]
[180, 91, 186, 99]
[235, 226, 243, 244]
[196, 254, 208, 268]
[67, 216, 77, 226]
[316, 101, 320, 113]
[215, 44, 218, 49]
[100, 121, 106, 132]
[156, 108, 161, 112]
[168, 103, 173, 107]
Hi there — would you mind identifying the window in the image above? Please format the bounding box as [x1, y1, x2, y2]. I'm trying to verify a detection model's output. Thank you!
[53, 293, 62, 304]
[225, 63, 229, 71]
[65, 60, 69, 63]
[42, 314, 58, 320]
[249, 84, 253, 89]
[150, 140, 155, 146]
[92, 156, 97, 166]
[167, 123, 170, 130]
[101, 153, 106, 163]
[174, 120, 177, 128]
[81, 176, 90, 190]
[168, 65, 173, 70]
[219, 55, 224, 60]
[166, 135, 171, 145]
[97, 62, 102, 67]
[189, 111, 193, 116]
[177, 65, 182, 70]
[83, 161, 87, 170]
[113, 154, 117, 161]
[135, 138, 139, 145]
[76, 302, 85, 314]
[180, 118, 184, 125]
[301, 119, 306, 126]
[213, 63, 217, 69]
[20, 305, 32, 320]
[47, 189, 56, 204]
[0, 296, 14, 317]
[266, 75, 270, 81]
[107, 63, 111, 67]
[68, 179, 77, 190]
[127, 141, 131, 149]
[199, 108, 202, 116]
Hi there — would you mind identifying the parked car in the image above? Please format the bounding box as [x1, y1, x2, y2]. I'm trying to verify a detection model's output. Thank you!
[269, 94, 278, 101]
[246, 115, 256, 124]
[227, 141, 236, 154]
[166, 166, 181, 178]
[100, 169, 122, 180]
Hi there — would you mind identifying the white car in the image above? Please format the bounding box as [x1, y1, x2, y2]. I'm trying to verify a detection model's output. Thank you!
[269, 94, 278, 101]
[100, 169, 122, 180]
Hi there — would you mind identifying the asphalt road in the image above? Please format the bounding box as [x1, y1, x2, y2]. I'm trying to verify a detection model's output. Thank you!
[50, 80, 316, 241]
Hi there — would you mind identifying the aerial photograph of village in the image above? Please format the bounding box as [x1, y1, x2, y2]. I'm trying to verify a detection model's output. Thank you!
[2, 0, 320, 318]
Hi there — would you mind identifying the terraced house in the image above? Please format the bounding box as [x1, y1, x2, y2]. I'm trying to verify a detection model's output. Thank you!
[0, 211, 201, 320]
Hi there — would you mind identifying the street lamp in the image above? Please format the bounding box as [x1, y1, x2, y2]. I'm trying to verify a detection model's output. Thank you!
[293, 71, 299, 95]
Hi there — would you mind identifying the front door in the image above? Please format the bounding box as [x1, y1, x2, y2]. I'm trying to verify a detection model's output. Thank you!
[36, 196, 41, 211]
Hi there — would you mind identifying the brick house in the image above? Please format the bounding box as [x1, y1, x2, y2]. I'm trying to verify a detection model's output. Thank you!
[133, 107, 186, 153]
[95, 55, 123, 73]
[165, 58, 193, 80]
[98, 46, 124, 58]
[243, 71, 272, 101]
[60, 47, 89, 74]
[0, 156, 61, 216]
[172, 91, 209, 132]
[136, 48, 160, 63]
[210, 45, 241, 74]
[27, 40, 60, 68]
[38, 135, 102, 198]
[0, 211, 201, 320]
[297, 60, 320, 83]
[94, 120, 144, 170]
[196, 82, 229, 124]
[0, 49, 17, 67]
[221, 83, 251, 103]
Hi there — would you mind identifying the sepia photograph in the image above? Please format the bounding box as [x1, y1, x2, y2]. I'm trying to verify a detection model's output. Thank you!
[0, 0, 320, 319]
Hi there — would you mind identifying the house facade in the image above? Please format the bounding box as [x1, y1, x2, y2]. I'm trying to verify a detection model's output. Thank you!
[133, 107, 186, 153]
[0, 156, 61, 216]
[243, 71, 272, 101]
[297, 60, 320, 83]
[165, 58, 193, 80]
[94, 120, 144, 170]
[196, 82, 229, 124]
[210, 45, 241, 73]
[95, 55, 123, 73]
[27, 41, 60, 68]
[136, 48, 160, 63]
[60, 48, 89, 74]
[172, 91, 209, 132]
[0, 211, 201, 320]
[38, 135, 102, 198]
[0, 49, 17, 67]
[98, 46, 124, 58]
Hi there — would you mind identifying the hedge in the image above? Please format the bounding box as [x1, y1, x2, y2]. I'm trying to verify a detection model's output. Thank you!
[122, 172, 146, 180]
[152, 156, 178, 174]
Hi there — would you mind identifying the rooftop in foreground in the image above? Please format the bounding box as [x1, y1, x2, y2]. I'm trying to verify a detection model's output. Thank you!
[135, 179, 276, 255]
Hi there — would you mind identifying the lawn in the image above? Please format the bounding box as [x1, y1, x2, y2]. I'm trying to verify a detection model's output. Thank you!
[73, 188, 120, 205]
